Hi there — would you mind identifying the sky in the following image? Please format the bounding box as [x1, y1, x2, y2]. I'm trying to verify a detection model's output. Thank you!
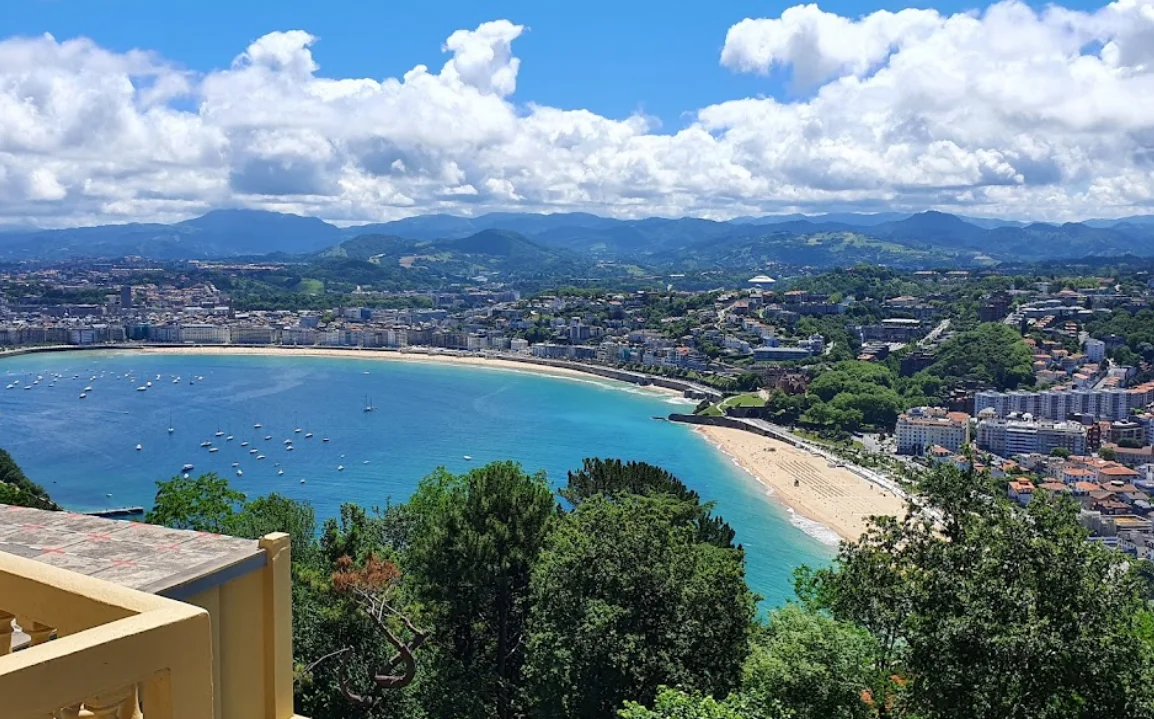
[2, 0, 1152, 227]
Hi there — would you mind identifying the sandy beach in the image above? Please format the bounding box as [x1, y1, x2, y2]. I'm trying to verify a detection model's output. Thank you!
[697, 425, 904, 542]
[128, 345, 687, 397]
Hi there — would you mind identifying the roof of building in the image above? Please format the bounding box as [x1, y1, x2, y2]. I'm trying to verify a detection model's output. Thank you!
[0, 504, 261, 595]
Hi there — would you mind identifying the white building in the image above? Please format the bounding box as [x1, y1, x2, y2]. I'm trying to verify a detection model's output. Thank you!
[976, 416, 1087, 457]
[748, 275, 776, 290]
[896, 407, 969, 455]
[1084, 337, 1106, 363]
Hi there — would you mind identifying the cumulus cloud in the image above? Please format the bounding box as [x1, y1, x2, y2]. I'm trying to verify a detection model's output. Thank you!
[1, 4, 1154, 228]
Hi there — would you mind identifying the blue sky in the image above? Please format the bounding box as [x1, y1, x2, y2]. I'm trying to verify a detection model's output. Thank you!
[4, 0, 1103, 128]
[0, 0, 1149, 225]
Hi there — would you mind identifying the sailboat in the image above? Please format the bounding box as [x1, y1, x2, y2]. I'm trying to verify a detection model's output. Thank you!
[168, 414, 175, 434]
[363, 395, 376, 413]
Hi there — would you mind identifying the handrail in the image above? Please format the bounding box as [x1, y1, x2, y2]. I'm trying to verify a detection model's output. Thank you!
[0, 551, 214, 719]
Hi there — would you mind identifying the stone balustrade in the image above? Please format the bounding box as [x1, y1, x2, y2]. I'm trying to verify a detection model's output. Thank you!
[0, 550, 214, 719]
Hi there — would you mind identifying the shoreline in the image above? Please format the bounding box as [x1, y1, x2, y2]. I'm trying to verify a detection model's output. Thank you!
[4, 344, 691, 399]
[695, 425, 904, 543]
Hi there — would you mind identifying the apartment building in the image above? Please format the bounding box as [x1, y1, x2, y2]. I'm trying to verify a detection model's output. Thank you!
[896, 406, 969, 455]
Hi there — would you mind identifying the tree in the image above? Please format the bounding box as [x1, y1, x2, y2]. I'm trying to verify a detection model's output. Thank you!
[145, 473, 245, 532]
[741, 605, 877, 719]
[797, 464, 1154, 719]
[562, 458, 737, 549]
[1050, 447, 1071, 458]
[925, 323, 1034, 390]
[1100, 445, 1118, 461]
[524, 494, 755, 719]
[406, 462, 558, 719]
[620, 688, 775, 719]
[0, 447, 58, 510]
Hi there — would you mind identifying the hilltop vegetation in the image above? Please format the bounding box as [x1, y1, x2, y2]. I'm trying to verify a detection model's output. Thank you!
[0, 447, 58, 510]
[141, 456, 1154, 719]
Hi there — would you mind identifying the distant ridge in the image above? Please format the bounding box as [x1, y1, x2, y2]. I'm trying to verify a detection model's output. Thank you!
[2, 208, 1153, 266]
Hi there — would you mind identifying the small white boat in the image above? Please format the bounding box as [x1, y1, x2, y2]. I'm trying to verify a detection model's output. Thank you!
[286, 446, 294, 452]
[146, 381, 152, 388]
[300, 479, 306, 484]
[209, 447, 219, 453]
[200, 441, 212, 448]
[241, 441, 249, 447]
[253, 423, 262, 429]
[226, 435, 234, 441]
[363, 460, 370, 464]
[168, 426, 174, 434]
[231, 462, 240, 468]
[172, 379, 179, 384]
[304, 433, 313, 439]
[284, 439, 292, 445]
[249, 449, 259, 455]
[322, 437, 330, 443]
[236, 469, 243, 477]
[464, 455, 473, 461]
[136, 386, 147, 392]
[257, 455, 266, 460]
[294, 428, 302, 434]
[278, 469, 284, 476]
[337, 465, 344, 471]
[84, 386, 93, 392]
[215, 430, 224, 437]
[135, 444, 142, 451]
[183, 473, 190, 479]
[182, 463, 194, 472]
[79, 393, 87, 399]
[264, 435, 272, 441]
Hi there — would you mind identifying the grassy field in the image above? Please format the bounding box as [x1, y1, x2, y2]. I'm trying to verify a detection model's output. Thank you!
[699, 392, 765, 416]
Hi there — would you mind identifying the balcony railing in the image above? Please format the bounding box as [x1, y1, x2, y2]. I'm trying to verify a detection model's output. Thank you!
[0, 505, 302, 719]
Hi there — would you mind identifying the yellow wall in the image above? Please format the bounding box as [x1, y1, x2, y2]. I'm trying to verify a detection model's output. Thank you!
[185, 532, 294, 719]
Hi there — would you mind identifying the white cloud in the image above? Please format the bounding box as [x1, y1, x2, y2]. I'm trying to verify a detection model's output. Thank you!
[1, 4, 1154, 228]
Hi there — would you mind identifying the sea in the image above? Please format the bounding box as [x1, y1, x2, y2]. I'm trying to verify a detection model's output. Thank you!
[0, 350, 833, 606]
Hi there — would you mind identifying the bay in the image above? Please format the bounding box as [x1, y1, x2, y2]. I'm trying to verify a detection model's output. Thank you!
[0, 350, 832, 606]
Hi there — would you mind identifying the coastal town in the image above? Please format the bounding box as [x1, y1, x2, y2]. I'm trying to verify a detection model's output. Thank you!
[4, 258, 1154, 550]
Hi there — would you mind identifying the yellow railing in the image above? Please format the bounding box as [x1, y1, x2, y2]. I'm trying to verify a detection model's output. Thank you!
[0, 548, 214, 719]
[0, 530, 304, 719]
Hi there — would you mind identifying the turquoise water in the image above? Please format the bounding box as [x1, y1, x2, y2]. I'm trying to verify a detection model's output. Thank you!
[0, 351, 832, 605]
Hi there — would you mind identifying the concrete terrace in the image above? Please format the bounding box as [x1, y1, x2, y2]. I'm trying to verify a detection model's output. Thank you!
[0, 504, 262, 597]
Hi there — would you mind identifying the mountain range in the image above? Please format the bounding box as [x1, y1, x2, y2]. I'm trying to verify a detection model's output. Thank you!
[3, 208, 1154, 270]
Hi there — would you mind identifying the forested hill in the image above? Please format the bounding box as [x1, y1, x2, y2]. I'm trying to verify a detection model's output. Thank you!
[0, 448, 58, 510]
[5, 209, 1154, 267]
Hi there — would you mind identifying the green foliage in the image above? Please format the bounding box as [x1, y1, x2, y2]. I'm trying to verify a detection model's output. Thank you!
[926, 322, 1035, 390]
[0, 447, 58, 510]
[1050, 447, 1072, 458]
[406, 461, 558, 719]
[562, 458, 737, 549]
[145, 473, 246, 532]
[524, 494, 755, 719]
[742, 605, 877, 719]
[1100, 445, 1118, 461]
[797, 464, 1154, 719]
[620, 688, 773, 719]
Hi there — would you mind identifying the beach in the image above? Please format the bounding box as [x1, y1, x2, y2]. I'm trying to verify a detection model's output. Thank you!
[130, 345, 687, 397]
[697, 425, 904, 542]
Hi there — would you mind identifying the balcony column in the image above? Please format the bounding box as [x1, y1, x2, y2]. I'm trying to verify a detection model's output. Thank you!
[52, 704, 83, 719]
[27, 620, 55, 646]
[0, 610, 13, 655]
[83, 687, 135, 719]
